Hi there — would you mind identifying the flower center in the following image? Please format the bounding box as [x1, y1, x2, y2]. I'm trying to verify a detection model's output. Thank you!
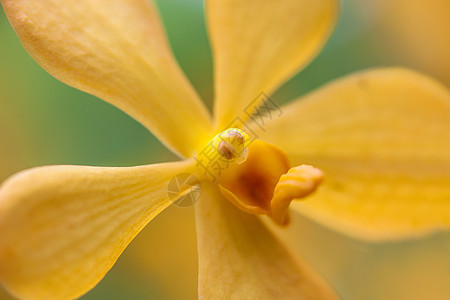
[196, 128, 324, 226]
[212, 128, 249, 164]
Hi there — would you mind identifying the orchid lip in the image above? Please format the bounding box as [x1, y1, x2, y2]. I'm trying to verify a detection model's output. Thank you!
[210, 139, 325, 226]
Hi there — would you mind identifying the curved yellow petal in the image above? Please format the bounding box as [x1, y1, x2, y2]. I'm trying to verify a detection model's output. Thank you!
[207, 0, 340, 129]
[195, 183, 339, 300]
[2, 0, 212, 157]
[257, 68, 450, 240]
[0, 160, 196, 300]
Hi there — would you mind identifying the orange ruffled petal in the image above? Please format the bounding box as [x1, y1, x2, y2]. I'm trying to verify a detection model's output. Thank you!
[271, 165, 324, 226]
[218, 140, 324, 225]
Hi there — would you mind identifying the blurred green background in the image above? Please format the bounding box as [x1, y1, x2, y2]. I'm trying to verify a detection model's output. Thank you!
[1, 0, 449, 299]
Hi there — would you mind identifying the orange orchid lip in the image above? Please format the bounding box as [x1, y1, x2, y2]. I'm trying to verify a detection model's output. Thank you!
[214, 139, 324, 226]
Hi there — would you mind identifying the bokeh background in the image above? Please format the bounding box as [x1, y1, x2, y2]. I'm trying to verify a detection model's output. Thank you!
[0, 0, 449, 299]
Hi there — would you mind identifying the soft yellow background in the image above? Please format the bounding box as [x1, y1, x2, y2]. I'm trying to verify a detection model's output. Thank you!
[0, 0, 449, 299]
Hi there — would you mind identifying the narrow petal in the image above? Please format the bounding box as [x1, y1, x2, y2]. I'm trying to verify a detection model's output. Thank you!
[195, 183, 339, 300]
[257, 68, 450, 240]
[0, 160, 196, 299]
[2, 0, 212, 157]
[207, 0, 340, 129]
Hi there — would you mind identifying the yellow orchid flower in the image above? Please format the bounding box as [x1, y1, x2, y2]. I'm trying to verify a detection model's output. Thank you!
[0, 1, 449, 300]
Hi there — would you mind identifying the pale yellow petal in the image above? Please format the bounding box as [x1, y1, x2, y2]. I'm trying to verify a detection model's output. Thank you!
[207, 0, 340, 129]
[2, 0, 212, 157]
[0, 160, 196, 300]
[195, 183, 339, 300]
[257, 68, 450, 240]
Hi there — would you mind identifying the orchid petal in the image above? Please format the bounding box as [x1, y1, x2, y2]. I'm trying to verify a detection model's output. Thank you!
[0, 160, 196, 299]
[195, 183, 339, 299]
[257, 68, 450, 240]
[2, 0, 212, 157]
[206, 0, 339, 129]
